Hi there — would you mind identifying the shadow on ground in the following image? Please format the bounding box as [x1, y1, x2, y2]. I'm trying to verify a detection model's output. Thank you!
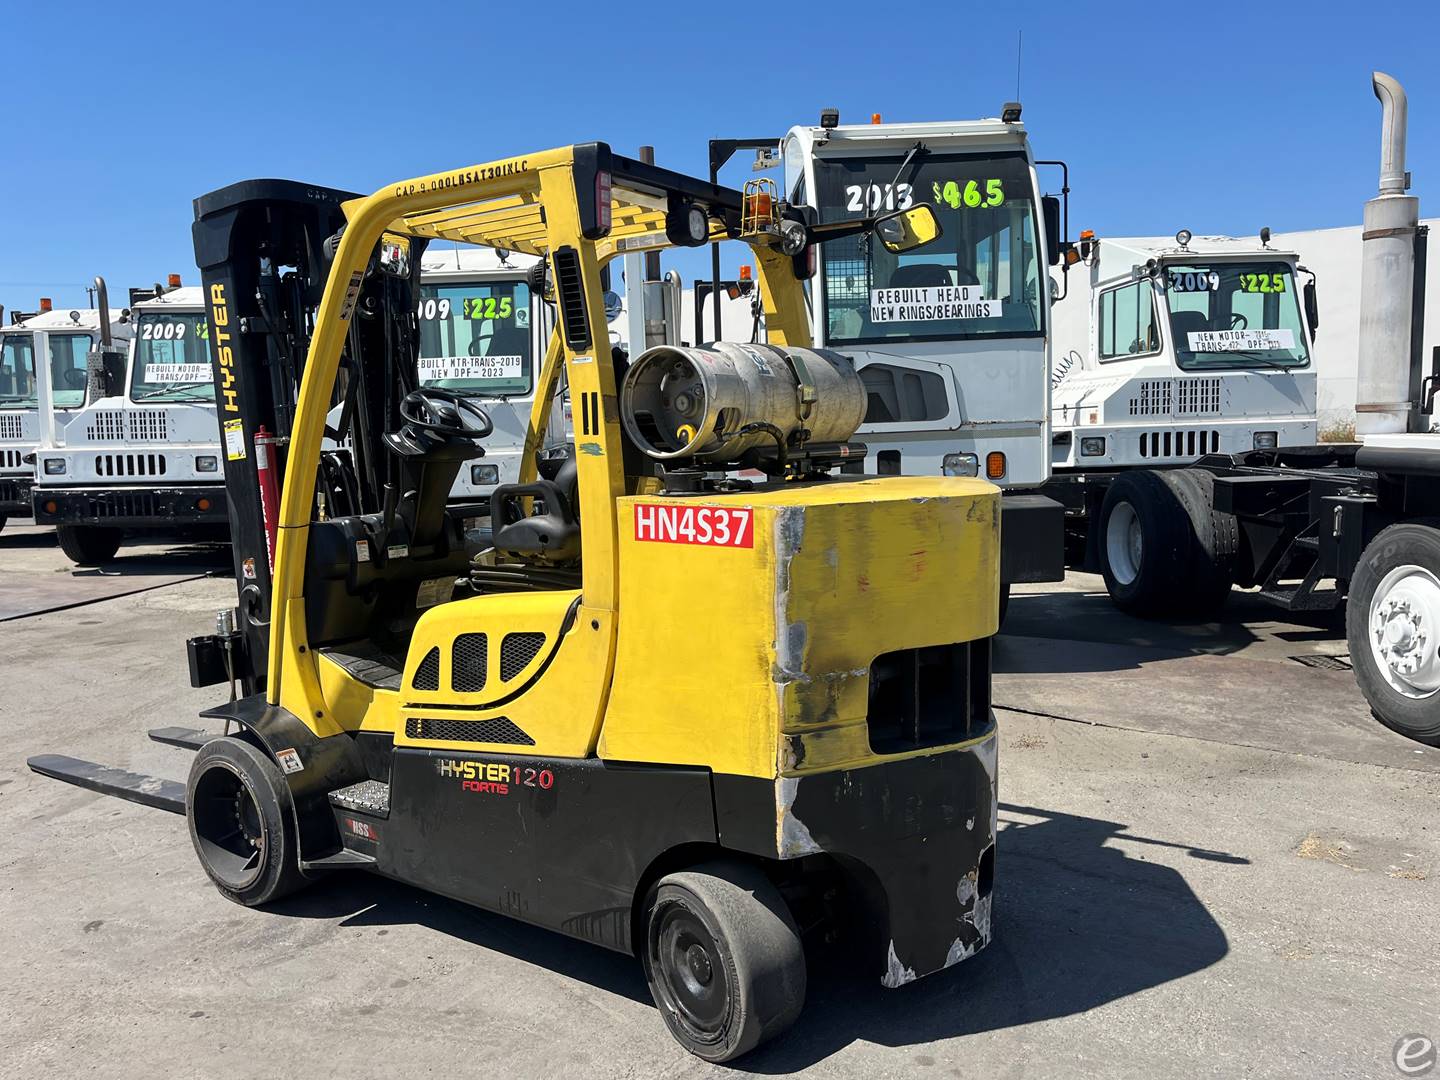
[265, 799, 1236, 1068]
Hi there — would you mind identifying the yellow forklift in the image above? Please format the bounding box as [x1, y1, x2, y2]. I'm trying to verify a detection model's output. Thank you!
[30, 145, 1001, 1061]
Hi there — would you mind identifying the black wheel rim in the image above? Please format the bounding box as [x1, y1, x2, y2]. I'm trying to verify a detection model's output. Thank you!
[653, 900, 730, 1041]
[190, 761, 267, 890]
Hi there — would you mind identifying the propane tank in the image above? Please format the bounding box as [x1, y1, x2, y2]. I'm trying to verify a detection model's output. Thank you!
[1356, 71, 1422, 436]
[619, 342, 865, 462]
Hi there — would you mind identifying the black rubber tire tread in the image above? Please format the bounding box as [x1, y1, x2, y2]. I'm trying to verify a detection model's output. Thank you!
[55, 524, 122, 566]
[185, 736, 310, 906]
[0, 514, 7, 534]
[1098, 471, 1192, 617]
[1346, 522, 1440, 746]
[1158, 468, 1239, 615]
[642, 860, 806, 1063]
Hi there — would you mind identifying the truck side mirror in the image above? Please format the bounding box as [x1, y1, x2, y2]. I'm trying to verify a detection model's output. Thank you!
[1042, 196, 1063, 266]
[1303, 277, 1320, 339]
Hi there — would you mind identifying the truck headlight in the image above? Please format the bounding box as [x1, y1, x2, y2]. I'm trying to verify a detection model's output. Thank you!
[1253, 431, 1278, 450]
[43, 458, 66, 475]
[471, 463, 500, 486]
[942, 452, 979, 477]
[195, 455, 219, 473]
[1080, 436, 1107, 457]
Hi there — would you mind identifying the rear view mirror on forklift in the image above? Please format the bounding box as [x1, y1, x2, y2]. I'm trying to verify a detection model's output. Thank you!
[874, 204, 943, 254]
[1303, 272, 1321, 338]
[29, 143, 1002, 1064]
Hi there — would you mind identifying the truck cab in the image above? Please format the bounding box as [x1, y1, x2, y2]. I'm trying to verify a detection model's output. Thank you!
[2, 303, 131, 531]
[779, 114, 1066, 598]
[31, 282, 227, 565]
[1051, 232, 1319, 474]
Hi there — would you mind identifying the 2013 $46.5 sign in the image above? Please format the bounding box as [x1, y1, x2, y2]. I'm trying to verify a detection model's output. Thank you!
[634, 503, 754, 548]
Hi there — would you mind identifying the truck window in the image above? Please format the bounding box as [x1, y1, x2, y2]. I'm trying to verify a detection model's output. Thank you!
[48, 333, 94, 408]
[1098, 281, 1160, 360]
[1164, 262, 1309, 369]
[0, 333, 36, 403]
[416, 279, 533, 396]
[860, 363, 948, 423]
[813, 150, 1042, 346]
[131, 312, 216, 401]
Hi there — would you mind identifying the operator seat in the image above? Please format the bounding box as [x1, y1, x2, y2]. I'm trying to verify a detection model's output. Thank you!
[1170, 310, 1210, 353]
[890, 264, 953, 289]
[489, 448, 581, 563]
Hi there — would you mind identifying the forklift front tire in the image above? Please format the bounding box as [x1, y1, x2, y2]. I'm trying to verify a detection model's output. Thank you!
[186, 736, 309, 907]
[56, 524, 123, 566]
[641, 861, 806, 1063]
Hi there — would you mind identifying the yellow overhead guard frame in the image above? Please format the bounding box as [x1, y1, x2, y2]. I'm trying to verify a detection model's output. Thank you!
[267, 143, 819, 730]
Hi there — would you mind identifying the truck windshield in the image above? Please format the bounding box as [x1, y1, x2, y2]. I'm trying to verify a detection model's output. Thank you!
[131, 312, 216, 400]
[1164, 262, 1310, 369]
[813, 150, 1043, 345]
[416, 279, 533, 396]
[0, 333, 36, 404]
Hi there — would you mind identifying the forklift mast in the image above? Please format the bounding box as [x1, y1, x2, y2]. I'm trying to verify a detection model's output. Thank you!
[191, 179, 425, 693]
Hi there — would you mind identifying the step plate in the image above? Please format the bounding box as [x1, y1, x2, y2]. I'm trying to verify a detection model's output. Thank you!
[328, 779, 391, 817]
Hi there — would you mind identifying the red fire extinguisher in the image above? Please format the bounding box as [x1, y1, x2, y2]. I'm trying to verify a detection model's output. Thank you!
[254, 426, 280, 574]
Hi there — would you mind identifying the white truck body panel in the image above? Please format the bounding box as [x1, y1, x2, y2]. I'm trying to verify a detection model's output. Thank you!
[1051, 235, 1318, 471]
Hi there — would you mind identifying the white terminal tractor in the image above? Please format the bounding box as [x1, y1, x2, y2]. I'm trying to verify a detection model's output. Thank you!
[32, 277, 227, 565]
[1046, 228, 1319, 562]
[771, 108, 1071, 608]
[1, 294, 133, 533]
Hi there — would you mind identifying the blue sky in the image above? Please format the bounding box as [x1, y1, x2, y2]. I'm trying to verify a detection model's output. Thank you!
[3, 1, 1439, 315]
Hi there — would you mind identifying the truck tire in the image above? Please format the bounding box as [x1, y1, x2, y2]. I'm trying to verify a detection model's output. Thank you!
[1098, 470, 1236, 617]
[641, 860, 805, 1063]
[1346, 523, 1440, 746]
[56, 524, 123, 566]
[186, 736, 310, 906]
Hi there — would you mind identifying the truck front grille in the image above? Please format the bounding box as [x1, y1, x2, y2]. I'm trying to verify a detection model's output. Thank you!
[867, 639, 990, 755]
[1, 449, 23, 469]
[0, 413, 24, 439]
[96, 453, 168, 477]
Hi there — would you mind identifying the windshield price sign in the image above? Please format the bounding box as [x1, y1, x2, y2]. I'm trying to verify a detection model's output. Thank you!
[463, 296, 514, 320]
[1187, 329, 1296, 353]
[870, 285, 1000, 323]
[148, 363, 212, 384]
[1239, 271, 1287, 293]
[418, 354, 523, 381]
[932, 178, 1005, 210]
[1169, 270, 1220, 292]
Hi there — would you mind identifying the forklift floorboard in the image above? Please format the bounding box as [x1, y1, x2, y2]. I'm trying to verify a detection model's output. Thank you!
[318, 645, 406, 690]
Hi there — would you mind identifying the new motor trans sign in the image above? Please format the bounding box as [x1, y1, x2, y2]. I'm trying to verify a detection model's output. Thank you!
[634, 503, 754, 548]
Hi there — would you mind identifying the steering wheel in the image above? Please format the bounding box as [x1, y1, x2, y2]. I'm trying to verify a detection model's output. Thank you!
[61, 368, 88, 390]
[1229, 312, 1249, 330]
[398, 387, 493, 440]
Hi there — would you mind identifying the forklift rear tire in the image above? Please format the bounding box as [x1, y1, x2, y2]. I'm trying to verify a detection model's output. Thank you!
[1099, 470, 1235, 617]
[186, 736, 309, 906]
[641, 861, 805, 1062]
[56, 524, 123, 566]
[1346, 522, 1440, 746]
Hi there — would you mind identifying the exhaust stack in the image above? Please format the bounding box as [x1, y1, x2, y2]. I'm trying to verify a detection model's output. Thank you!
[1356, 72, 1422, 436]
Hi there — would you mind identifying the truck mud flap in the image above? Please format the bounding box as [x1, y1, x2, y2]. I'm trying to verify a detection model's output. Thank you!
[27, 754, 186, 815]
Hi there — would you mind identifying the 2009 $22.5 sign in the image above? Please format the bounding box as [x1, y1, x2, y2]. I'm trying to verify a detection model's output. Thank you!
[634, 504, 754, 548]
